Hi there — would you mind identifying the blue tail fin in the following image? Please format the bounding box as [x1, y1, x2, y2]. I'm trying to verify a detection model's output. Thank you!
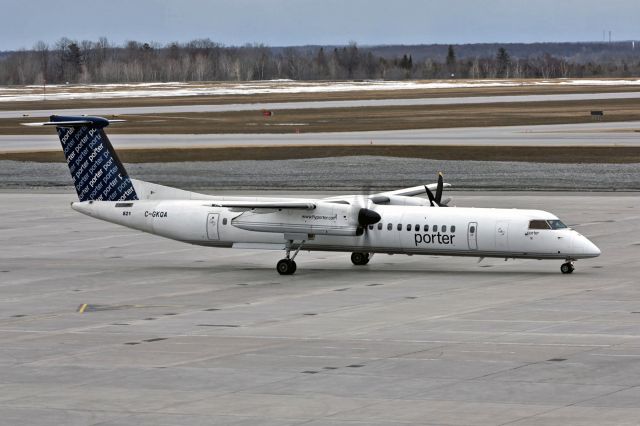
[50, 115, 138, 201]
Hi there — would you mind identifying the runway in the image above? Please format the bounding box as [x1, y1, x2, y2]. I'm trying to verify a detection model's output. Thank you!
[5, 91, 640, 119]
[2, 121, 640, 152]
[1, 191, 640, 425]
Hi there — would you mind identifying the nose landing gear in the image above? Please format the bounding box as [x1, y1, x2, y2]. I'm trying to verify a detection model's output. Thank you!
[560, 261, 575, 274]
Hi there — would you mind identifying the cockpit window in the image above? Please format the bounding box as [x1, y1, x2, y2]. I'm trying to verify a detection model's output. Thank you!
[529, 220, 551, 230]
[547, 220, 567, 229]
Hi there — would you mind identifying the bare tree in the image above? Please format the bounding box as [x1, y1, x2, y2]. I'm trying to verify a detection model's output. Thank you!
[33, 41, 49, 84]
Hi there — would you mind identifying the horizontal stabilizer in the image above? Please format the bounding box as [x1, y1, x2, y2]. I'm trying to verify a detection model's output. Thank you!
[21, 117, 125, 128]
[23, 120, 95, 127]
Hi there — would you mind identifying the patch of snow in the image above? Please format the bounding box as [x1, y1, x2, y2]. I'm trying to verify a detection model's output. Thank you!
[2, 79, 640, 102]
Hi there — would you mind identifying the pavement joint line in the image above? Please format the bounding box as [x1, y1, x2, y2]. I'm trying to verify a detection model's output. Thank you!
[497, 384, 640, 426]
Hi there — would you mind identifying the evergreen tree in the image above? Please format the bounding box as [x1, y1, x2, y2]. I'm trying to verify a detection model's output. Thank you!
[496, 47, 510, 78]
[315, 47, 329, 78]
[446, 45, 456, 77]
[65, 42, 82, 82]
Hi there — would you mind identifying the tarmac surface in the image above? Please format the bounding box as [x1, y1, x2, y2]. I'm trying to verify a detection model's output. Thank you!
[1, 190, 640, 425]
[3, 121, 640, 152]
[5, 91, 640, 119]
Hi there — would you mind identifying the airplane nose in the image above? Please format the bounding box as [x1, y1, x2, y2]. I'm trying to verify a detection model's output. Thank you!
[580, 236, 601, 258]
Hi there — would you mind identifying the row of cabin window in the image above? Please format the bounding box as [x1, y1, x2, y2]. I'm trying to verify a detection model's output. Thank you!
[369, 223, 456, 233]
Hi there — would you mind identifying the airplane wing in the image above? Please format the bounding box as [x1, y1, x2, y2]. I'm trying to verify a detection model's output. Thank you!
[321, 183, 451, 203]
[206, 201, 316, 210]
[380, 183, 451, 197]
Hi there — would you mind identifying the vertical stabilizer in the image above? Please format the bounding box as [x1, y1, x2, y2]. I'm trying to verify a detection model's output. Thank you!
[46, 115, 138, 201]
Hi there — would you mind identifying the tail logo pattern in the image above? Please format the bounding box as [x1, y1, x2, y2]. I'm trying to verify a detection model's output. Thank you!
[54, 117, 137, 202]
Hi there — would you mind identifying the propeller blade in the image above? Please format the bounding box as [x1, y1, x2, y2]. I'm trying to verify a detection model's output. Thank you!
[436, 172, 444, 204]
[424, 186, 436, 207]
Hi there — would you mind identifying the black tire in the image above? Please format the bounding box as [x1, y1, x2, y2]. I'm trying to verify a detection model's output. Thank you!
[560, 263, 574, 274]
[351, 252, 369, 266]
[277, 259, 295, 275]
[290, 260, 297, 274]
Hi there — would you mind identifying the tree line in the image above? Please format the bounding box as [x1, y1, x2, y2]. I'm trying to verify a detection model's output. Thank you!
[1, 38, 639, 85]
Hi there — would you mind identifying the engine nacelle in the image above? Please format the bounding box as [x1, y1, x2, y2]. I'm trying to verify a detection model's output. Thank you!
[232, 203, 363, 236]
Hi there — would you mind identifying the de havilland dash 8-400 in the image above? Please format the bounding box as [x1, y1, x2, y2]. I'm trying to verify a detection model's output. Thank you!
[24, 115, 601, 275]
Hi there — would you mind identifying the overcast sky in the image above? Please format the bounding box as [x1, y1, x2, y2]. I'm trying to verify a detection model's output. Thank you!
[2, 0, 639, 50]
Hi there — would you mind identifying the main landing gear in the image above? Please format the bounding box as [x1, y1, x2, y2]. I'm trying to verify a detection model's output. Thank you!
[560, 260, 575, 274]
[351, 252, 372, 266]
[277, 239, 305, 275]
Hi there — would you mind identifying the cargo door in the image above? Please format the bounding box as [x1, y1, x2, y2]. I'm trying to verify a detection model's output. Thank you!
[206, 213, 220, 240]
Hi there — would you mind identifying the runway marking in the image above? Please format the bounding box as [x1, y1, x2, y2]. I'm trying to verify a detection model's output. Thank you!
[77, 303, 88, 314]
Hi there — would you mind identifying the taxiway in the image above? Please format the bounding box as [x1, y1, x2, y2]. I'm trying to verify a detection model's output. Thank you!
[2, 121, 640, 152]
[1, 191, 639, 425]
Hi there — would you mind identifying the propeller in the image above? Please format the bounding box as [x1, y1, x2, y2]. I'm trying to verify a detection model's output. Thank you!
[358, 208, 381, 227]
[353, 183, 381, 236]
[425, 172, 449, 207]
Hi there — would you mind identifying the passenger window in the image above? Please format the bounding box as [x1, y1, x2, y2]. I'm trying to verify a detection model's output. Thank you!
[397, 224, 402, 231]
[387, 223, 393, 231]
[415, 224, 420, 232]
[470, 226, 475, 233]
[433, 225, 438, 232]
[442, 225, 447, 232]
[424, 225, 429, 232]
[451, 225, 456, 233]
[369, 225, 373, 230]
[222, 218, 228, 225]
[378, 223, 383, 230]
[407, 224, 412, 231]
[529, 220, 551, 230]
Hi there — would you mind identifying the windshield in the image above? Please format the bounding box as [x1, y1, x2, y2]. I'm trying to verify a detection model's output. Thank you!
[547, 220, 568, 229]
[529, 220, 550, 230]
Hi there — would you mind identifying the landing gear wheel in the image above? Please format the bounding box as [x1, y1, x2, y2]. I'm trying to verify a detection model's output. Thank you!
[560, 262, 575, 274]
[277, 259, 296, 275]
[351, 252, 370, 266]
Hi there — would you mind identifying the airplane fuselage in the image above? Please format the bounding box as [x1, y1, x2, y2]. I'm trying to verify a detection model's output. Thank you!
[72, 199, 601, 261]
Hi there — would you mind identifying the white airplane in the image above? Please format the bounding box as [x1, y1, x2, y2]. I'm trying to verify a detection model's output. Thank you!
[25, 115, 601, 275]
